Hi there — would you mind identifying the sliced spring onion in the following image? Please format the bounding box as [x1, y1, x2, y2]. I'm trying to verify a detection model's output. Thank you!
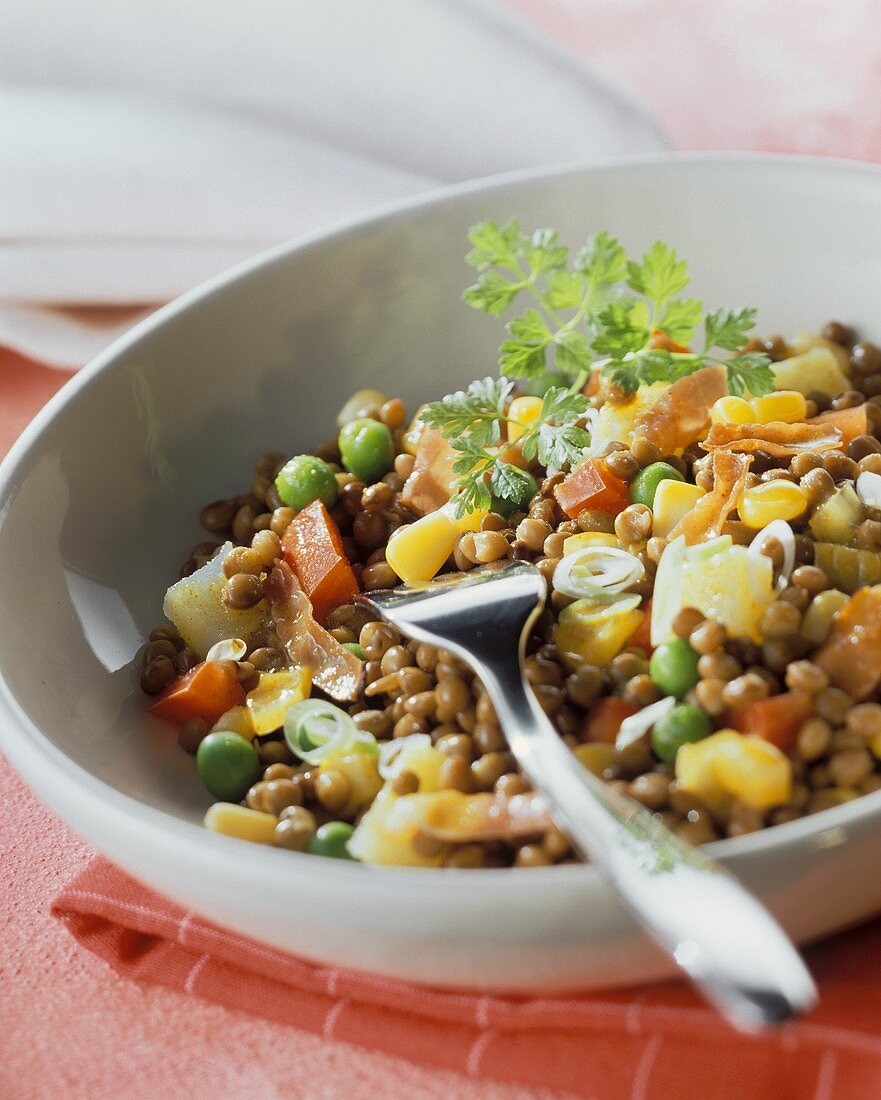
[283, 699, 377, 765]
[856, 470, 881, 511]
[206, 637, 247, 663]
[684, 534, 733, 563]
[378, 734, 433, 780]
[747, 520, 796, 594]
[615, 696, 677, 751]
[553, 546, 645, 600]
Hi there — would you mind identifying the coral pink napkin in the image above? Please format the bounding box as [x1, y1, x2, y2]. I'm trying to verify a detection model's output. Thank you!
[53, 856, 881, 1099]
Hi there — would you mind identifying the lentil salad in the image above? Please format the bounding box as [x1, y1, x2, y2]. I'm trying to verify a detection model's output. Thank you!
[142, 224, 881, 867]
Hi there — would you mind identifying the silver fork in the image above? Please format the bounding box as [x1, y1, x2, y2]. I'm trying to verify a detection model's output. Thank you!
[358, 560, 817, 1030]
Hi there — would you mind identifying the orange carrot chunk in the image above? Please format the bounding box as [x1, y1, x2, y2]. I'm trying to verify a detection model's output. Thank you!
[626, 600, 654, 656]
[808, 404, 869, 448]
[726, 691, 813, 752]
[814, 586, 881, 700]
[281, 499, 359, 625]
[555, 459, 630, 519]
[583, 697, 640, 743]
[149, 661, 245, 726]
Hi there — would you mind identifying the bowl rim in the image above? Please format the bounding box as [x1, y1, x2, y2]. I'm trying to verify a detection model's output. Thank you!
[4, 149, 881, 892]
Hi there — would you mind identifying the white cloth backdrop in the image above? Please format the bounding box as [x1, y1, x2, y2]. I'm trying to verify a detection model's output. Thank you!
[0, 0, 665, 366]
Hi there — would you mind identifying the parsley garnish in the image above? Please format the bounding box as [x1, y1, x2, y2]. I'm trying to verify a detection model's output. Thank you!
[463, 221, 775, 398]
[422, 377, 589, 517]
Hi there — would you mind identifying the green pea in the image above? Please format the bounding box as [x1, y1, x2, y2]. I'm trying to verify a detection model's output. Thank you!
[490, 472, 539, 517]
[308, 820, 356, 860]
[629, 462, 685, 508]
[520, 370, 570, 398]
[343, 642, 364, 660]
[649, 639, 701, 698]
[275, 454, 338, 511]
[338, 418, 394, 482]
[196, 732, 261, 802]
[651, 704, 712, 763]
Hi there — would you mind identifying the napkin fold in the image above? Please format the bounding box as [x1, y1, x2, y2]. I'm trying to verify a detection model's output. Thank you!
[53, 856, 881, 1100]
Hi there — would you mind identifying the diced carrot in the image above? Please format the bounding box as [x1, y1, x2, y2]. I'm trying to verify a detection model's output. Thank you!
[149, 661, 245, 726]
[555, 459, 630, 518]
[583, 697, 639, 743]
[626, 600, 654, 655]
[282, 500, 360, 624]
[648, 329, 690, 354]
[808, 404, 869, 448]
[725, 690, 813, 752]
[815, 585, 881, 700]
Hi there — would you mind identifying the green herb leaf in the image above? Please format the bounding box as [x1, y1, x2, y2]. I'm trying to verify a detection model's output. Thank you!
[626, 241, 690, 310]
[463, 271, 524, 316]
[575, 230, 628, 287]
[465, 218, 523, 271]
[657, 297, 703, 344]
[488, 461, 537, 506]
[553, 328, 592, 375]
[704, 307, 759, 352]
[522, 228, 568, 275]
[421, 376, 513, 445]
[544, 269, 587, 311]
[593, 299, 651, 357]
[535, 423, 591, 469]
[725, 352, 776, 397]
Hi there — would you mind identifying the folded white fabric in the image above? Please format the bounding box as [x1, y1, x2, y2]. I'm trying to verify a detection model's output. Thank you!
[0, 0, 665, 365]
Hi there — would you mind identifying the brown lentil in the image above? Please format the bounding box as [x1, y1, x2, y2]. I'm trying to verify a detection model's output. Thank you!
[223, 573, 264, 610]
[273, 806, 317, 851]
[141, 656, 177, 695]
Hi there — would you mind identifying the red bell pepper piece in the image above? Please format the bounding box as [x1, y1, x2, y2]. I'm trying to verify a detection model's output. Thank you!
[149, 661, 245, 726]
[725, 690, 813, 752]
[282, 499, 359, 624]
[583, 697, 639, 743]
[555, 459, 630, 519]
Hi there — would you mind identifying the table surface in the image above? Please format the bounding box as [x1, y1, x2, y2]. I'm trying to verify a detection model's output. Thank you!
[4, 2, 880, 1095]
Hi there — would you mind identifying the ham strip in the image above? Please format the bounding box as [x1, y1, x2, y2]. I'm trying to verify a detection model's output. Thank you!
[265, 562, 363, 702]
[399, 427, 458, 516]
[632, 365, 727, 455]
[668, 450, 753, 545]
[701, 420, 843, 457]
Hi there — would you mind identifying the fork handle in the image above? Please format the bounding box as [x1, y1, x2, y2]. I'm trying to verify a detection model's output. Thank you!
[477, 657, 817, 1030]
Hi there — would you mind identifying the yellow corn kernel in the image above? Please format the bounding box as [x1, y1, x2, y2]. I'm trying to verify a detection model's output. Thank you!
[870, 731, 881, 761]
[711, 396, 754, 425]
[245, 668, 311, 735]
[441, 500, 487, 533]
[507, 395, 543, 443]
[749, 390, 808, 424]
[711, 734, 793, 811]
[204, 802, 279, 844]
[385, 509, 458, 583]
[651, 480, 706, 539]
[554, 601, 644, 671]
[738, 479, 808, 529]
[800, 588, 849, 644]
[676, 730, 792, 813]
[562, 531, 619, 556]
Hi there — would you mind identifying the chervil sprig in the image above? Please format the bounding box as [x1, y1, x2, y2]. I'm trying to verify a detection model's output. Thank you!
[421, 378, 589, 516]
[463, 222, 774, 398]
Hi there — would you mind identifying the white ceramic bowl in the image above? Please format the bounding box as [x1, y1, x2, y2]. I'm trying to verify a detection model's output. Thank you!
[4, 154, 881, 994]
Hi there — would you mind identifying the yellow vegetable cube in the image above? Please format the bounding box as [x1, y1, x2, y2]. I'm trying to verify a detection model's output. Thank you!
[675, 730, 742, 811]
[711, 734, 793, 811]
[676, 730, 793, 813]
[204, 803, 279, 845]
[738, 479, 808, 529]
[507, 396, 543, 443]
[651, 480, 706, 539]
[562, 532, 619, 556]
[771, 347, 850, 398]
[749, 390, 807, 424]
[711, 396, 754, 425]
[245, 669, 311, 735]
[386, 509, 458, 584]
[319, 751, 382, 815]
[554, 599, 644, 671]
